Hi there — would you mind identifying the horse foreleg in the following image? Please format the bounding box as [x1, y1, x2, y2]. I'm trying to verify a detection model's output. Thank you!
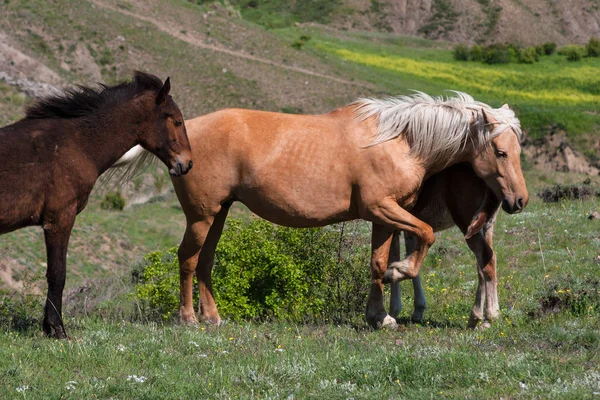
[465, 230, 496, 329]
[483, 224, 499, 325]
[366, 224, 397, 329]
[367, 200, 435, 284]
[388, 231, 402, 319]
[42, 212, 75, 339]
[195, 205, 230, 326]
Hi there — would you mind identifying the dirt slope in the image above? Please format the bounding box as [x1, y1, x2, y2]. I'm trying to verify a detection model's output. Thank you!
[333, 0, 600, 45]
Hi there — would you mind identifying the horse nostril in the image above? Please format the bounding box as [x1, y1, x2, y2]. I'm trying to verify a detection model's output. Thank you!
[516, 197, 524, 210]
[188, 160, 193, 170]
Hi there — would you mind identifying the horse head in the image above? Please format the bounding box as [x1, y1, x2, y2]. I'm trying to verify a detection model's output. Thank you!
[469, 104, 528, 214]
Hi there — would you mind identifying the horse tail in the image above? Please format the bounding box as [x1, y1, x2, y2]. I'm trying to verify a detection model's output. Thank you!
[101, 145, 158, 188]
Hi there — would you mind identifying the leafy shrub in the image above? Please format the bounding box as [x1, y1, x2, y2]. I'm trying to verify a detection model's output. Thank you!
[469, 45, 483, 61]
[100, 191, 125, 211]
[537, 183, 597, 202]
[558, 45, 584, 62]
[291, 40, 305, 50]
[543, 42, 557, 55]
[534, 45, 544, 56]
[133, 219, 370, 324]
[482, 44, 510, 64]
[132, 248, 184, 320]
[452, 44, 469, 61]
[586, 37, 600, 57]
[0, 292, 41, 333]
[518, 47, 539, 64]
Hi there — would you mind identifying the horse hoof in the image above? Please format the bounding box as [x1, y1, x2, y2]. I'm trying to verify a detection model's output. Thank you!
[411, 312, 424, 324]
[380, 315, 398, 330]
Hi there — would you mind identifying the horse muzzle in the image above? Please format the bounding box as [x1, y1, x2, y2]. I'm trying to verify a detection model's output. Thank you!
[169, 159, 193, 177]
[502, 196, 526, 214]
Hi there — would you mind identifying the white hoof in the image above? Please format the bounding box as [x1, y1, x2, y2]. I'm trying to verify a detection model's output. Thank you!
[381, 315, 398, 330]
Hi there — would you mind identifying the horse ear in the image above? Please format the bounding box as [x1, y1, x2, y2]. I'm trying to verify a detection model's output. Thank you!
[481, 108, 497, 124]
[501, 104, 510, 110]
[155, 77, 171, 106]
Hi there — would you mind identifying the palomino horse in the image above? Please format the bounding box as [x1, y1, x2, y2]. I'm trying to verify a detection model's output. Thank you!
[0, 72, 192, 338]
[118, 92, 527, 329]
[387, 163, 502, 329]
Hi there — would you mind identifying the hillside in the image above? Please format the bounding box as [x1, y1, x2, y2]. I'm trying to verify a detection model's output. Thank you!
[0, 0, 599, 294]
[331, 0, 600, 45]
[227, 0, 600, 45]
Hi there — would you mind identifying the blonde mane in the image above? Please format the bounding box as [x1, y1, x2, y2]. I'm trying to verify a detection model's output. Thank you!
[352, 91, 522, 165]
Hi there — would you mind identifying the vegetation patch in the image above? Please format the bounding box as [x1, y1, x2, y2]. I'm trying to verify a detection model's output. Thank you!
[133, 219, 369, 324]
[537, 182, 599, 202]
[100, 191, 125, 211]
[418, 0, 459, 40]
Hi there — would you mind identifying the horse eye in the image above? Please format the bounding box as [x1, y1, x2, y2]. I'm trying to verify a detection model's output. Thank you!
[496, 150, 507, 159]
[174, 120, 183, 127]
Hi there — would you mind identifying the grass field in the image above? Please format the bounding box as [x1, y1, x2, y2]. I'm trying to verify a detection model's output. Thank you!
[1, 0, 600, 397]
[277, 27, 600, 145]
[1, 171, 599, 398]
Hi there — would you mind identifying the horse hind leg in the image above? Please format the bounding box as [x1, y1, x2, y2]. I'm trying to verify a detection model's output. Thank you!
[42, 210, 76, 339]
[195, 204, 231, 325]
[178, 220, 208, 325]
[388, 231, 402, 319]
[404, 233, 427, 323]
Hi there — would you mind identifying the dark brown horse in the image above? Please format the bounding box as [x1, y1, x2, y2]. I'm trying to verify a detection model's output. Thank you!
[0, 72, 192, 338]
[387, 163, 502, 328]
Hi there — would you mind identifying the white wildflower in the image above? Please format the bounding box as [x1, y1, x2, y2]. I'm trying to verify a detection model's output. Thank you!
[65, 381, 77, 391]
[16, 386, 30, 393]
[127, 375, 147, 383]
[117, 344, 126, 352]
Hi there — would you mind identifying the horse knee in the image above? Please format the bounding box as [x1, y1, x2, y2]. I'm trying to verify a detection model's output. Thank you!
[482, 261, 496, 281]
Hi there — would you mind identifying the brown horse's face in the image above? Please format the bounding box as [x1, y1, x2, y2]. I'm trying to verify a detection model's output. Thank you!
[471, 115, 529, 214]
[141, 78, 193, 177]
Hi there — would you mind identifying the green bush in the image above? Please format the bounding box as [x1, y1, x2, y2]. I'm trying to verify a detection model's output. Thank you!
[482, 44, 510, 64]
[469, 45, 483, 61]
[519, 46, 539, 64]
[100, 191, 125, 211]
[558, 45, 584, 61]
[452, 44, 469, 61]
[543, 42, 557, 55]
[132, 248, 184, 320]
[0, 292, 41, 333]
[133, 219, 370, 324]
[586, 37, 600, 57]
[534, 45, 544, 56]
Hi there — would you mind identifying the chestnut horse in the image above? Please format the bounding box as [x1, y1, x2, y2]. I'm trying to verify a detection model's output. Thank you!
[387, 163, 502, 329]
[0, 72, 192, 338]
[118, 92, 527, 329]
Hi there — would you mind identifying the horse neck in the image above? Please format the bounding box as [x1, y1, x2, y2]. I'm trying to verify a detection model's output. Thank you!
[422, 151, 471, 180]
[75, 105, 149, 176]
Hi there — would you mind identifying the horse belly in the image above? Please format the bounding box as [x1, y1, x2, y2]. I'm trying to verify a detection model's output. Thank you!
[235, 183, 356, 228]
[0, 191, 43, 234]
[411, 198, 454, 233]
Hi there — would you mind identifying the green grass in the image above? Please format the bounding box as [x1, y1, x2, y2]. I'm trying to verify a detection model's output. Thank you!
[278, 27, 600, 142]
[2, 171, 600, 398]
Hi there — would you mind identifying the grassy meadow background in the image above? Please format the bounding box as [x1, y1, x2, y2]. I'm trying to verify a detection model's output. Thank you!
[0, 0, 599, 398]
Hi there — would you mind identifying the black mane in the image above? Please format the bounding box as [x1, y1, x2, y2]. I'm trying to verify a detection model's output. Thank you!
[25, 71, 164, 119]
